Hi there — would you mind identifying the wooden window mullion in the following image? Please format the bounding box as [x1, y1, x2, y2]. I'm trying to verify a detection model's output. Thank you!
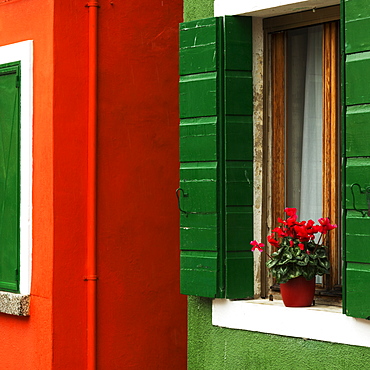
[323, 21, 340, 291]
[271, 31, 286, 225]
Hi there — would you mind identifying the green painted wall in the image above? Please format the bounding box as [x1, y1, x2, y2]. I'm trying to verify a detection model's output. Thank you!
[188, 296, 370, 369]
[183, 0, 213, 21]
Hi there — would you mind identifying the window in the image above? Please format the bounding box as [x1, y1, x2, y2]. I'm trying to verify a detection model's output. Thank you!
[265, 11, 341, 298]
[179, 1, 370, 323]
[0, 41, 33, 316]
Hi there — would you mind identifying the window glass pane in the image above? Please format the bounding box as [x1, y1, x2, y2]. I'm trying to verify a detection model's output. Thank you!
[286, 25, 323, 223]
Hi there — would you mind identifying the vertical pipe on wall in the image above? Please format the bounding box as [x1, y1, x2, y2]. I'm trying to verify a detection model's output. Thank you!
[86, 1, 99, 369]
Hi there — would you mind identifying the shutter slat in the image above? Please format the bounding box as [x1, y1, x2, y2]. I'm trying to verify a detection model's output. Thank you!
[180, 117, 217, 162]
[346, 212, 370, 264]
[225, 116, 253, 160]
[180, 73, 218, 118]
[346, 263, 370, 319]
[345, 52, 370, 105]
[226, 207, 253, 252]
[180, 251, 218, 297]
[345, 158, 370, 210]
[226, 162, 253, 206]
[344, 0, 370, 54]
[346, 104, 370, 157]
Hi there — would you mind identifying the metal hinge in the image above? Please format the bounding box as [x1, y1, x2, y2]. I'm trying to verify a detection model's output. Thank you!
[350, 183, 370, 217]
[16, 75, 20, 88]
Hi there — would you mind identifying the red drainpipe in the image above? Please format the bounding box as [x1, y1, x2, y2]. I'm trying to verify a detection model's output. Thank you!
[86, 1, 99, 369]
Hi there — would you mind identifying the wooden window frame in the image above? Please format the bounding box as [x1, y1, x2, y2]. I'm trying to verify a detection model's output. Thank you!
[264, 6, 341, 299]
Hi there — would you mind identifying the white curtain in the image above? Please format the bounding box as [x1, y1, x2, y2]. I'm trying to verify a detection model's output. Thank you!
[286, 25, 323, 224]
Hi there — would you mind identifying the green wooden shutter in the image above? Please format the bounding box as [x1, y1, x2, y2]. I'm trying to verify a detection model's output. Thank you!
[342, 0, 370, 318]
[179, 16, 253, 298]
[0, 62, 21, 293]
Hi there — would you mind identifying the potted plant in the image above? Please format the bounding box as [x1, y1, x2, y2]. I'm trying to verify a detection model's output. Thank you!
[250, 207, 337, 307]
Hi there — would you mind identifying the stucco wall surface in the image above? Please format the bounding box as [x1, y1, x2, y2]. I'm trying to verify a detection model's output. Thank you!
[184, 0, 214, 21]
[189, 297, 370, 369]
[52, 1, 89, 368]
[95, 0, 187, 368]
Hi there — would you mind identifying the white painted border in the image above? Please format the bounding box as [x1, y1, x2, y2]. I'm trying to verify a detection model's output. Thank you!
[214, 0, 339, 17]
[0, 41, 33, 295]
[213, 299, 370, 347]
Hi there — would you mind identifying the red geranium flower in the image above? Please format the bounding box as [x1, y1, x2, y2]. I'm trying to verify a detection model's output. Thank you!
[294, 225, 314, 242]
[284, 207, 297, 217]
[272, 227, 287, 238]
[286, 215, 298, 227]
[267, 234, 279, 248]
[318, 218, 337, 234]
[250, 240, 265, 252]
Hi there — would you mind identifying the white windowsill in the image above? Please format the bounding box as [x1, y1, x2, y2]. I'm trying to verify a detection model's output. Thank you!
[212, 298, 370, 347]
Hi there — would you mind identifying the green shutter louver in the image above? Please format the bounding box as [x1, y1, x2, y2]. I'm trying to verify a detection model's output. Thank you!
[342, 0, 370, 318]
[178, 16, 254, 298]
[0, 62, 20, 293]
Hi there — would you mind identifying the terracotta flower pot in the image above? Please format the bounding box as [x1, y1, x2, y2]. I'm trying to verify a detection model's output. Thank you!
[280, 276, 315, 307]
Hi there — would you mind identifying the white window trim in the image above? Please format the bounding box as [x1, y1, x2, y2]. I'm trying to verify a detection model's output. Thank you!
[213, 299, 370, 348]
[0, 41, 33, 299]
[214, 0, 340, 18]
[211, 3, 370, 348]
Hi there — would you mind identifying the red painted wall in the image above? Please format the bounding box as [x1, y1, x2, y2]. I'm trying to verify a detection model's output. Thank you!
[53, 1, 88, 368]
[0, 0, 186, 368]
[96, 1, 186, 367]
